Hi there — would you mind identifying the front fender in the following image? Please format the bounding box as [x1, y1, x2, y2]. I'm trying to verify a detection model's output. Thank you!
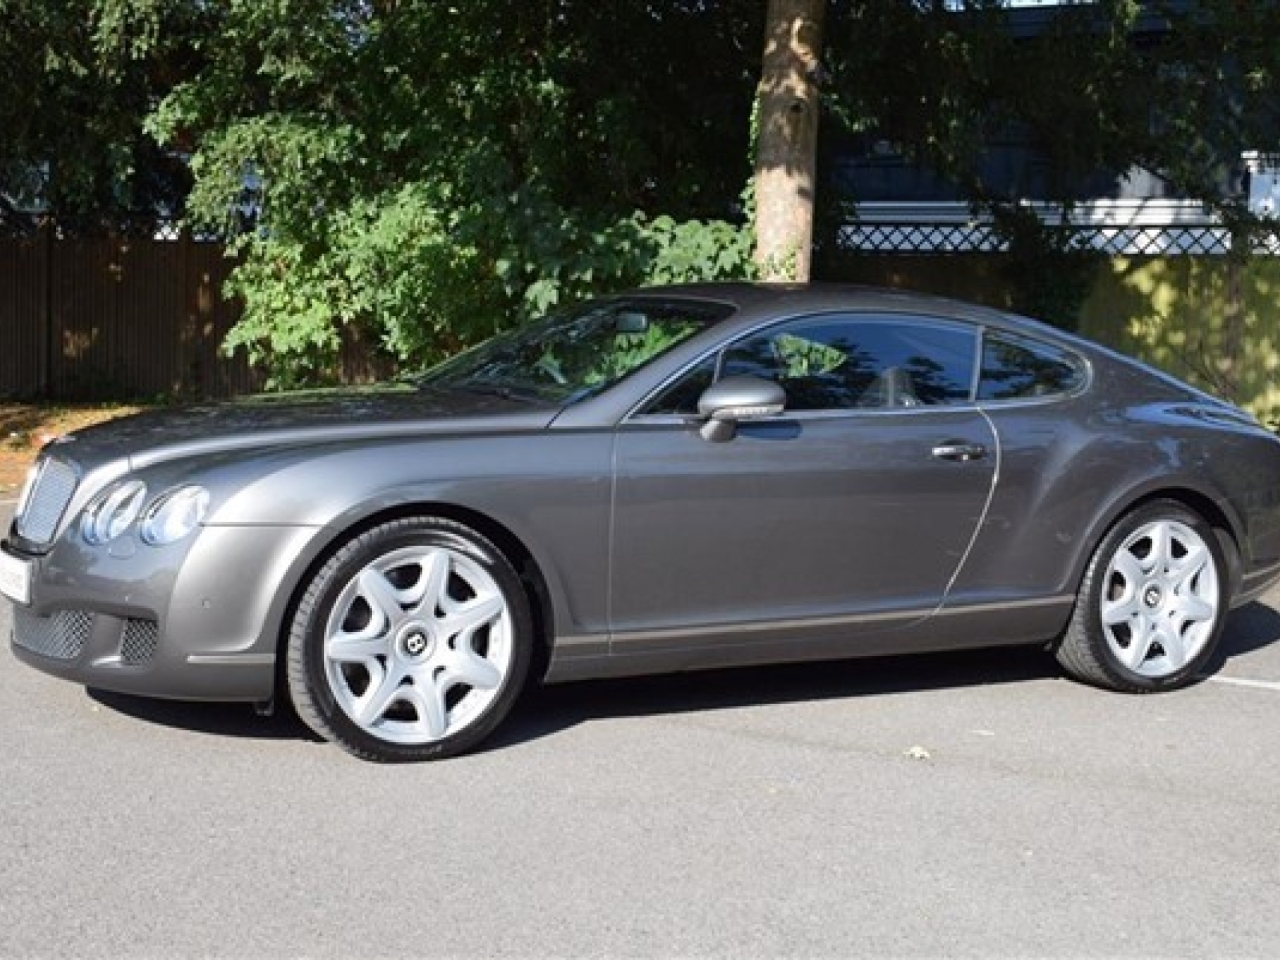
[192, 432, 615, 661]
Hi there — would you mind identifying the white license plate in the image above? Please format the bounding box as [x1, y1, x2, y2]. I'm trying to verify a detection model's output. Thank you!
[0, 549, 33, 606]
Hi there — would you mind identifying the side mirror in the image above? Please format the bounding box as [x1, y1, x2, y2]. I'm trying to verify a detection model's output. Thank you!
[695, 375, 786, 442]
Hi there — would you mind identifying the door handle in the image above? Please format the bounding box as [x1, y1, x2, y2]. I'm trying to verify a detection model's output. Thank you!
[932, 442, 987, 462]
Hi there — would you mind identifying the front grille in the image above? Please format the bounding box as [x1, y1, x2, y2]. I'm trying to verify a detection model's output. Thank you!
[15, 457, 79, 545]
[120, 618, 159, 665]
[12, 608, 94, 660]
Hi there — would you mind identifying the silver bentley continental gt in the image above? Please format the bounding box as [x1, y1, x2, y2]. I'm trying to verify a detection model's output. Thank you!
[4, 285, 1280, 761]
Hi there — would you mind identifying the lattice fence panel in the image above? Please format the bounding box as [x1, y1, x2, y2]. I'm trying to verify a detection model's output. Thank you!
[835, 221, 1255, 256]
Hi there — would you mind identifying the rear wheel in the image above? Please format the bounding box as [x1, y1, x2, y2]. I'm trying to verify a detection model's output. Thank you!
[1057, 501, 1227, 692]
[287, 516, 532, 761]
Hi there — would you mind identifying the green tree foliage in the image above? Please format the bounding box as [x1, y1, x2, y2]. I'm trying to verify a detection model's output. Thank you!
[1148, 0, 1280, 234]
[827, 0, 1280, 212]
[7, 1, 1279, 370]
[138, 0, 762, 381]
[0, 0, 195, 233]
[822, 0, 1280, 324]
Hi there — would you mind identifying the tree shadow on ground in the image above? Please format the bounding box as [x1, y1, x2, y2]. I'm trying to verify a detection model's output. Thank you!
[86, 688, 322, 743]
[1204, 598, 1280, 672]
[81, 599, 1280, 754]
[490, 643, 1059, 754]
[82, 644, 1058, 752]
[497, 600, 1280, 751]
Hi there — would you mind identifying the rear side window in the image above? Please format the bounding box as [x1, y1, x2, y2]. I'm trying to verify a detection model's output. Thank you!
[978, 332, 1085, 401]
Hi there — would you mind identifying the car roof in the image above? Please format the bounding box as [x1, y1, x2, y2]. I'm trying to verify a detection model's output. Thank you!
[619, 282, 1010, 325]
[618, 281, 1120, 351]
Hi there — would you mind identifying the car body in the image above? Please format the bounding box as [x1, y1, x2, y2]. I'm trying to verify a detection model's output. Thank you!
[4, 283, 1280, 760]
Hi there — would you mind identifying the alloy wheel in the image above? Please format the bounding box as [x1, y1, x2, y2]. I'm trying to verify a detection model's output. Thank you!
[1099, 519, 1220, 678]
[322, 544, 513, 744]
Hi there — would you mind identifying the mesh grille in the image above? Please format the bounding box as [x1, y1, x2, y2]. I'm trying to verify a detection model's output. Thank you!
[120, 618, 159, 665]
[12, 608, 94, 660]
[15, 458, 79, 545]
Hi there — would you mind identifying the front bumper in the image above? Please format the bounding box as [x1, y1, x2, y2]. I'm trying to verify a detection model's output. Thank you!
[3, 522, 320, 702]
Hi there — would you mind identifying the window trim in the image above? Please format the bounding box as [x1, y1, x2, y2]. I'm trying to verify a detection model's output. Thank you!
[974, 327, 1092, 407]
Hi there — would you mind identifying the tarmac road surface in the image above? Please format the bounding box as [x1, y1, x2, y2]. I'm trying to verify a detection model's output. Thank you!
[3, 500, 1280, 958]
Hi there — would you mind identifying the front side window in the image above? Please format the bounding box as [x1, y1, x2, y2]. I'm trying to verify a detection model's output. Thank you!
[644, 315, 978, 414]
[978, 331, 1086, 401]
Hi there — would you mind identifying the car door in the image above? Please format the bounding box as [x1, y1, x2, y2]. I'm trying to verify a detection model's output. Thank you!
[944, 326, 1094, 606]
[608, 312, 998, 658]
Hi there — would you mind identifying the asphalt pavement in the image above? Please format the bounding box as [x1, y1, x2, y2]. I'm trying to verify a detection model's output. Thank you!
[2, 500, 1279, 958]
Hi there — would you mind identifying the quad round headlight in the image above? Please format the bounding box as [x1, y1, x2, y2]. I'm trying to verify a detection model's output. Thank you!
[80, 481, 212, 547]
[81, 480, 148, 546]
[139, 486, 211, 546]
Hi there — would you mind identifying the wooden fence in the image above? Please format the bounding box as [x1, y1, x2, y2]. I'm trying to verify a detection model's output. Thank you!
[0, 229, 260, 401]
[6, 213, 1279, 418]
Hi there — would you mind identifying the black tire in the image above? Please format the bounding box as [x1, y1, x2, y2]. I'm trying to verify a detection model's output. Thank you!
[286, 516, 533, 761]
[1056, 500, 1227, 693]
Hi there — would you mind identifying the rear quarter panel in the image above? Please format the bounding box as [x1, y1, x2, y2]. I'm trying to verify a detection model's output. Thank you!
[951, 392, 1280, 624]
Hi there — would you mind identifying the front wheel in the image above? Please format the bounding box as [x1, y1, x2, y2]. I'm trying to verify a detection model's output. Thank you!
[286, 517, 533, 761]
[1056, 501, 1228, 692]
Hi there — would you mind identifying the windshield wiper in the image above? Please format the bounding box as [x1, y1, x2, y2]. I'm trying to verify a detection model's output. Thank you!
[450, 380, 548, 403]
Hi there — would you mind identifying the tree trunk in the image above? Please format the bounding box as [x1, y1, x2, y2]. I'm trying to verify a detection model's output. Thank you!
[754, 0, 825, 282]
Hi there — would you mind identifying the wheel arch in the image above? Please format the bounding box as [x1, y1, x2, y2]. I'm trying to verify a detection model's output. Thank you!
[1080, 485, 1244, 601]
[269, 501, 558, 698]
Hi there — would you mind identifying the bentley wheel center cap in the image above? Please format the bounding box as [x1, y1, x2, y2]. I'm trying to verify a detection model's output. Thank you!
[398, 625, 434, 659]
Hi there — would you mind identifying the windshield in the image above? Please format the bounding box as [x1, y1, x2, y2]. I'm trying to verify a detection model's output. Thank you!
[417, 297, 732, 403]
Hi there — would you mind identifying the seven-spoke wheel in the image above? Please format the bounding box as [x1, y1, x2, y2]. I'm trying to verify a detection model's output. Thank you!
[1057, 501, 1226, 692]
[287, 517, 532, 761]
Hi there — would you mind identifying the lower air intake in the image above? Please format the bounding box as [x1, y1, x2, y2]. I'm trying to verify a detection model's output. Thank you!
[120, 619, 160, 665]
[12, 608, 94, 660]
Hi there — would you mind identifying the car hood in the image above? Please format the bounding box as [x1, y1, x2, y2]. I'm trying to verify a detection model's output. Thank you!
[48, 384, 561, 472]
